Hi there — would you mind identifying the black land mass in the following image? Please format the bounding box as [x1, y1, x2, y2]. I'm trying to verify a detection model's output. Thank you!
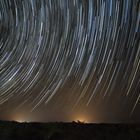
[0, 120, 140, 140]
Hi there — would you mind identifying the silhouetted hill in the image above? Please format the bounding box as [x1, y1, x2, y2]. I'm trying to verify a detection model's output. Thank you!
[0, 120, 140, 140]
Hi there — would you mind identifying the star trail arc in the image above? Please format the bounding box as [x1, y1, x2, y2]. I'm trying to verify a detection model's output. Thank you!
[0, 0, 140, 116]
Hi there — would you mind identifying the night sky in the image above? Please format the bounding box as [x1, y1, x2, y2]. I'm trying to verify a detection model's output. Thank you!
[0, 0, 140, 123]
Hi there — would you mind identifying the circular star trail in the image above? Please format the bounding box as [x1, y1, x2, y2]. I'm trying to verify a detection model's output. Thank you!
[0, 0, 140, 117]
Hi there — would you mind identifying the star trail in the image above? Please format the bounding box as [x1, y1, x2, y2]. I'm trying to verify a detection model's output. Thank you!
[0, 0, 140, 122]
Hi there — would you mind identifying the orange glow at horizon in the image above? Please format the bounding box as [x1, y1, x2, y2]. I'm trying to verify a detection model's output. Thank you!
[12, 113, 30, 123]
[72, 114, 91, 123]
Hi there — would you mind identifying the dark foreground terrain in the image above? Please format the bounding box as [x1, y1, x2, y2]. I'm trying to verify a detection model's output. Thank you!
[0, 121, 140, 140]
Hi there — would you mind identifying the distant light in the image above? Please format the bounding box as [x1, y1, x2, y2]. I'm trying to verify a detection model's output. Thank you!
[12, 113, 31, 123]
[73, 116, 89, 123]
[16, 119, 28, 123]
[14, 117, 30, 123]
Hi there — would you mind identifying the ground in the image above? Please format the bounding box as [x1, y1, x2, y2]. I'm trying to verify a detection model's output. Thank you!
[0, 121, 140, 140]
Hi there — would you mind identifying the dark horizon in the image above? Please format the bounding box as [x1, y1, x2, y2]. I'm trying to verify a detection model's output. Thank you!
[0, 120, 140, 140]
